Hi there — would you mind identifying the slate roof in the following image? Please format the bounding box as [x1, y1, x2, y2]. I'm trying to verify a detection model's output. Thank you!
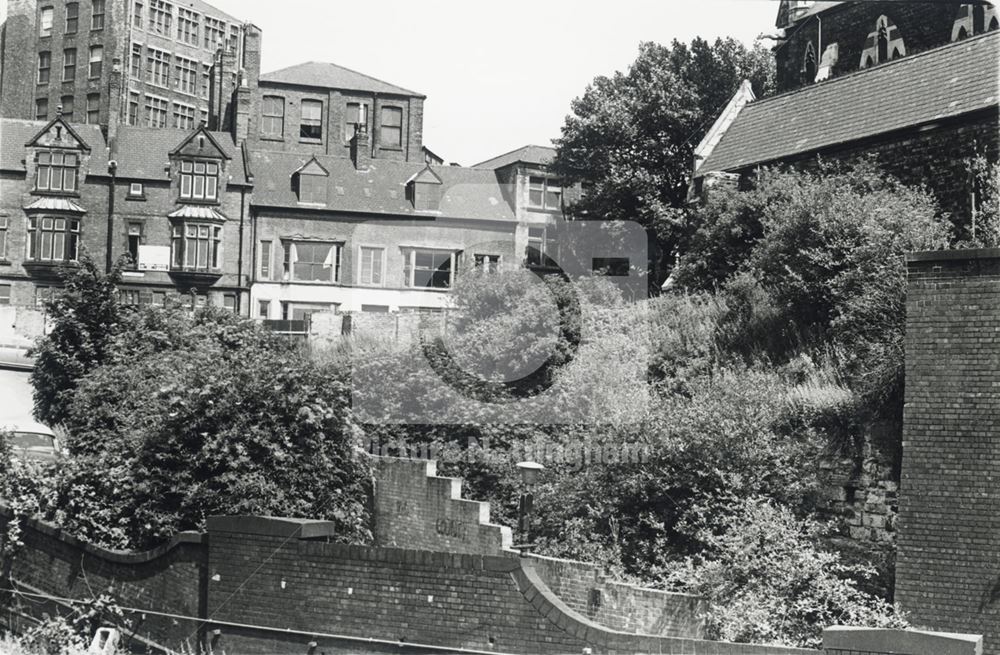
[114, 127, 251, 185]
[0, 119, 108, 173]
[473, 145, 556, 170]
[260, 62, 423, 97]
[699, 32, 1000, 175]
[250, 151, 515, 222]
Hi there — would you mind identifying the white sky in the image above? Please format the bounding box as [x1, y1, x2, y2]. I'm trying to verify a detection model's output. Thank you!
[0, 0, 781, 166]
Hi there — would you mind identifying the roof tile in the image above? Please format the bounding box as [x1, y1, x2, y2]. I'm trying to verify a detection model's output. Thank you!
[700, 32, 1000, 174]
[260, 61, 423, 97]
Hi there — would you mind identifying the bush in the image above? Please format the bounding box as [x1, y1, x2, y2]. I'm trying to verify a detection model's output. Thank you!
[665, 496, 907, 648]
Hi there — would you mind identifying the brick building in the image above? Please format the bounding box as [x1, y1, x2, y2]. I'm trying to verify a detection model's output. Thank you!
[773, 1, 998, 93]
[692, 24, 999, 236]
[0, 112, 253, 312]
[0, 0, 255, 130]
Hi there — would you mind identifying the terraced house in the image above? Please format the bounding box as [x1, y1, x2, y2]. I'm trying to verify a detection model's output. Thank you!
[0, 44, 577, 322]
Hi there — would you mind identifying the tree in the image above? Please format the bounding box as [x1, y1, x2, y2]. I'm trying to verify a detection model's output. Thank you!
[31, 306, 371, 550]
[551, 37, 775, 285]
[29, 256, 124, 427]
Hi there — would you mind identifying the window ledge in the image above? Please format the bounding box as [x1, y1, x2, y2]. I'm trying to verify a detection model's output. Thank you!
[23, 260, 80, 279]
[126, 195, 146, 202]
[259, 136, 284, 142]
[378, 146, 404, 152]
[299, 137, 323, 144]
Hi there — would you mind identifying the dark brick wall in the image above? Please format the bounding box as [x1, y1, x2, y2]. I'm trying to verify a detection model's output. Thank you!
[776, 2, 967, 93]
[896, 249, 1000, 655]
[748, 110, 1000, 237]
[1, 0, 127, 126]
[371, 455, 708, 639]
[250, 84, 424, 162]
[0, 506, 207, 649]
[204, 515, 815, 655]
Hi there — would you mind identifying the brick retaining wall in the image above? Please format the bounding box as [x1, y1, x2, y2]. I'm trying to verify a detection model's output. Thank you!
[896, 249, 1000, 654]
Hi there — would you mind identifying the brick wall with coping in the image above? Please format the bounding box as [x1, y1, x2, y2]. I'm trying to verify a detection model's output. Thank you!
[896, 248, 1000, 655]
[370, 454, 707, 638]
[0, 504, 207, 648]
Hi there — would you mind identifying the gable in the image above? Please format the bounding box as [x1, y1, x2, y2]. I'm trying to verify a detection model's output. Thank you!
[26, 117, 90, 152]
[296, 157, 329, 177]
[407, 165, 443, 186]
[170, 127, 232, 160]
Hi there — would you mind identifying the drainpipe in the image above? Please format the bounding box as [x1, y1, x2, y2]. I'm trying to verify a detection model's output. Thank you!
[238, 186, 246, 315]
[106, 159, 117, 273]
[817, 15, 822, 60]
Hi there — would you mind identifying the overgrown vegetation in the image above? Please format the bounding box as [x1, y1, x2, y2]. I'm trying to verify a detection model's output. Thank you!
[3, 35, 997, 650]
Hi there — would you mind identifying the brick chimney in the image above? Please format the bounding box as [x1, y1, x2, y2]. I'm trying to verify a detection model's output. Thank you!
[350, 123, 371, 170]
[209, 45, 238, 131]
[106, 58, 122, 145]
[231, 24, 262, 144]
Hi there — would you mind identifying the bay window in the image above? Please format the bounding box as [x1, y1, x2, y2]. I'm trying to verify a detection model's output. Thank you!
[171, 222, 222, 271]
[27, 216, 80, 262]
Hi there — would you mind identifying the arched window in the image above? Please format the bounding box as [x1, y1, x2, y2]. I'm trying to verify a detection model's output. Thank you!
[990, 15, 999, 30]
[973, 4, 985, 33]
[803, 42, 817, 83]
[958, 25, 970, 39]
[860, 16, 904, 67]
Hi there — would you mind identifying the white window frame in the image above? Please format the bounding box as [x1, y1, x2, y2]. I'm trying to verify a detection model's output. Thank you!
[358, 245, 385, 286]
[401, 248, 460, 289]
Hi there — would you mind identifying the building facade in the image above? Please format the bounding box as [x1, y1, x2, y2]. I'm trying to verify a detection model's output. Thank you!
[0, 0, 255, 130]
[693, 13, 999, 238]
[773, 1, 998, 92]
[0, 114, 252, 312]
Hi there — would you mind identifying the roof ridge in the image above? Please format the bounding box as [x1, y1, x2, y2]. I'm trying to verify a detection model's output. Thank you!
[261, 60, 422, 96]
[749, 30, 999, 110]
[472, 143, 556, 168]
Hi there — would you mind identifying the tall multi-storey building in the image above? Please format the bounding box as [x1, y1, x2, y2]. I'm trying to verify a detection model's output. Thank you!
[0, 0, 256, 130]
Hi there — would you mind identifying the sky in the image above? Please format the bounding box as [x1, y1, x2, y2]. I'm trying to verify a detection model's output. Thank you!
[0, 0, 781, 166]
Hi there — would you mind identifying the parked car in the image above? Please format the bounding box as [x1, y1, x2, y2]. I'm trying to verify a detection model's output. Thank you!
[4, 423, 60, 462]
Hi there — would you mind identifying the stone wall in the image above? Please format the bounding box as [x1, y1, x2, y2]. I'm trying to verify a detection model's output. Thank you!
[896, 249, 1000, 654]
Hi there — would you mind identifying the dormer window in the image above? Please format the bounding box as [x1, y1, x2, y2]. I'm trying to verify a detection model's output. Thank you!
[860, 16, 905, 68]
[952, 3, 998, 41]
[293, 157, 329, 205]
[180, 160, 219, 201]
[36, 152, 78, 193]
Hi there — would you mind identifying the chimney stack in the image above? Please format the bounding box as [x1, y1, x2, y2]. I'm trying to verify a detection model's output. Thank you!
[106, 58, 122, 144]
[350, 123, 371, 170]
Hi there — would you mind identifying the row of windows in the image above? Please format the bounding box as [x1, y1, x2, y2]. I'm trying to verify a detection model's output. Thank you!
[257, 241, 503, 289]
[37, 47, 102, 84]
[35, 94, 101, 124]
[260, 96, 403, 147]
[127, 93, 205, 131]
[131, 44, 212, 100]
[133, 1, 239, 53]
[38, 2, 104, 37]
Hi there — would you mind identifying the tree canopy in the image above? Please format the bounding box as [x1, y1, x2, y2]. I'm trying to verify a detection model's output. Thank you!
[551, 37, 775, 284]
